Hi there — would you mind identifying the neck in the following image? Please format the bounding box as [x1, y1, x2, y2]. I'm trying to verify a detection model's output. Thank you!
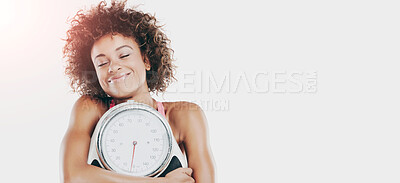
[114, 91, 157, 110]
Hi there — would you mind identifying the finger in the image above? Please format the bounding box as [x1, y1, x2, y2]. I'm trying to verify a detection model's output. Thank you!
[182, 168, 193, 176]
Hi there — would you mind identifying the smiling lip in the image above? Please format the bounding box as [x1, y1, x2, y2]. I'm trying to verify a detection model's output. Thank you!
[108, 72, 131, 83]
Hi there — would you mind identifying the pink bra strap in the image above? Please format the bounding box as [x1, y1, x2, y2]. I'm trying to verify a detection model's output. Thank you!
[110, 99, 116, 108]
[157, 101, 166, 117]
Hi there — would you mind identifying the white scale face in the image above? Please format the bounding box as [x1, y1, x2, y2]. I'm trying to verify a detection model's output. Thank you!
[88, 101, 187, 177]
[98, 109, 171, 176]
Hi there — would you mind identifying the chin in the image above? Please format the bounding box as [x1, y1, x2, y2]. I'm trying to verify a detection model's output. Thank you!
[109, 87, 142, 99]
[108, 92, 133, 99]
[104, 82, 147, 99]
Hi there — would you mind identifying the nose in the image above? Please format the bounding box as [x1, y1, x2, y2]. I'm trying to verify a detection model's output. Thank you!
[108, 60, 121, 73]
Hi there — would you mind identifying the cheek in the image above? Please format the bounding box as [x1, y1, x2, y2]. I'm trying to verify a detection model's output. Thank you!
[95, 70, 108, 87]
[137, 65, 147, 82]
[128, 61, 146, 76]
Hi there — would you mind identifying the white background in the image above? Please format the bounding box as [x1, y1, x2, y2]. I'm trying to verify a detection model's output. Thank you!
[0, 0, 399, 182]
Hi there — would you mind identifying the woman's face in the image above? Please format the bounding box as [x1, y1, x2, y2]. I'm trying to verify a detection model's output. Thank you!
[90, 33, 150, 99]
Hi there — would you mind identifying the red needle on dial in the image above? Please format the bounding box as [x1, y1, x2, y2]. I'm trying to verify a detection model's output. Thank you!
[130, 141, 137, 172]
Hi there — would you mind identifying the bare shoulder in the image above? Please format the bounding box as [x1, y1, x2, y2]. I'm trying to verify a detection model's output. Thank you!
[164, 101, 202, 113]
[164, 101, 204, 120]
[163, 101, 208, 140]
[68, 95, 108, 135]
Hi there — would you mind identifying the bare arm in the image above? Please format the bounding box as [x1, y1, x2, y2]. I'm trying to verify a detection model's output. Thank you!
[173, 102, 216, 183]
[59, 96, 193, 183]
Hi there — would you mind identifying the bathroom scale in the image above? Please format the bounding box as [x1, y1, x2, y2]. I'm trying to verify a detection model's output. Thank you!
[87, 100, 187, 177]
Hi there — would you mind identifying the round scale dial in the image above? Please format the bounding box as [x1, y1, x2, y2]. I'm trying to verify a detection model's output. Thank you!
[97, 108, 172, 176]
[87, 100, 187, 177]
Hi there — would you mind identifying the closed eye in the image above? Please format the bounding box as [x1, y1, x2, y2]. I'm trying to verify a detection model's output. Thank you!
[120, 54, 130, 59]
[98, 62, 108, 67]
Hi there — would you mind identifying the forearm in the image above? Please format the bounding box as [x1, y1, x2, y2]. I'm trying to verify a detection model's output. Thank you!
[192, 164, 215, 183]
[64, 164, 166, 183]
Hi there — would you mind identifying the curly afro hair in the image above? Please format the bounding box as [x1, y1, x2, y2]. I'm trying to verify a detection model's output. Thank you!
[63, 0, 176, 99]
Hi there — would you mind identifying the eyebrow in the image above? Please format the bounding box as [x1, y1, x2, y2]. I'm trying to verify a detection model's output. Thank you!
[94, 45, 134, 60]
[115, 45, 133, 51]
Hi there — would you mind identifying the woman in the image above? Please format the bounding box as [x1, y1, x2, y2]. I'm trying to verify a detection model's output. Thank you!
[60, 1, 215, 182]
